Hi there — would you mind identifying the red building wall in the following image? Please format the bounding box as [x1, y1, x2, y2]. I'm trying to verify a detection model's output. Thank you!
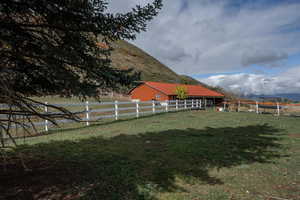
[130, 84, 169, 101]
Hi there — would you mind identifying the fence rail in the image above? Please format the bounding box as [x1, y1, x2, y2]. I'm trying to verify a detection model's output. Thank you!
[222, 100, 300, 116]
[0, 99, 209, 135]
[2, 98, 299, 140]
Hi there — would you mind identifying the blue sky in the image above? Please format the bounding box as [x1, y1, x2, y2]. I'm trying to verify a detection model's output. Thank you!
[109, 0, 300, 95]
[192, 0, 300, 79]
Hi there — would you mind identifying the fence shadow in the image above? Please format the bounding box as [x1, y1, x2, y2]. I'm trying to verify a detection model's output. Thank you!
[1, 124, 284, 200]
[18, 111, 184, 140]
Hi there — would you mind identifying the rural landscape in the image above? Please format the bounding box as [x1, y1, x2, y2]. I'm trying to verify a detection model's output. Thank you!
[0, 0, 300, 200]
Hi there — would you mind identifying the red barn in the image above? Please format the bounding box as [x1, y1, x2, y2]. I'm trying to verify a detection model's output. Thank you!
[129, 81, 224, 103]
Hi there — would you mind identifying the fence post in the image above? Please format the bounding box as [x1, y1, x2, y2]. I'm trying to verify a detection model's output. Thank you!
[196, 99, 198, 109]
[0, 125, 8, 146]
[115, 100, 118, 120]
[136, 101, 139, 118]
[176, 99, 178, 110]
[184, 99, 187, 109]
[277, 102, 280, 116]
[205, 99, 207, 109]
[223, 101, 226, 112]
[45, 102, 48, 132]
[152, 100, 155, 114]
[0, 126, 3, 145]
[165, 100, 168, 112]
[192, 99, 194, 109]
[200, 99, 202, 109]
[85, 101, 90, 126]
[238, 101, 241, 112]
[256, 101, 259, 114]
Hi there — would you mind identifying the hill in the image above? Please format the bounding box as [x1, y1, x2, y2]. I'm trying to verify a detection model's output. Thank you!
[109, 40, 235, 98]
[110, 40, 200, 85]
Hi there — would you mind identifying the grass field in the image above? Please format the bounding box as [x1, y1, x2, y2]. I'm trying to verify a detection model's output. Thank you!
[1, 111, 300, 200]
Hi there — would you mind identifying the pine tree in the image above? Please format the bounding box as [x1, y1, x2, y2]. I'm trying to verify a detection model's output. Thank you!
[0, 0, 163, 146]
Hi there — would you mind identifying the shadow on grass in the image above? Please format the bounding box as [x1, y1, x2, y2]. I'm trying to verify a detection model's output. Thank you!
[1, 124, 284, 200]
[47, 111, 185, 135]
[12, 112, 175, 141]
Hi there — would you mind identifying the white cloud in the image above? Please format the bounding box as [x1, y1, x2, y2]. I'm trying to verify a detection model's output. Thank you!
[201, 66, 300, 95]
[108, 0, 300, 74]
[107, 0, 300, 95]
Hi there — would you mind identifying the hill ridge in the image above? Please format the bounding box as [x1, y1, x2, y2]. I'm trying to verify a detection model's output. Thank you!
[110, 40, 200, 85]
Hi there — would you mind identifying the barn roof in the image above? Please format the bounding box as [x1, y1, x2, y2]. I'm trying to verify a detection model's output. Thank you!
[144, 82, 224, 97]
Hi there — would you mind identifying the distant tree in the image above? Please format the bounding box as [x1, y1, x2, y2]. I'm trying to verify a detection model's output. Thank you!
[175, 86, 188, 99]
[0, 0, 162, 146]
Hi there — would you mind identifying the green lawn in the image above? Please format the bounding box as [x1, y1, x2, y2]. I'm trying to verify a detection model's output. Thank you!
[1, 111, 300, 200]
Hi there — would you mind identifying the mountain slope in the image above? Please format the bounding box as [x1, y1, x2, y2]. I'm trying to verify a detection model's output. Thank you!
[110, 40, 199, 85]
[109, 40, 236, 98]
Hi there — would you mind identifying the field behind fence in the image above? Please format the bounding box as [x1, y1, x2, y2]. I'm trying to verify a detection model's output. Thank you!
[1, 98, 300, 141]
[0, 99, 211, 140]
[223, 100, 300, 116]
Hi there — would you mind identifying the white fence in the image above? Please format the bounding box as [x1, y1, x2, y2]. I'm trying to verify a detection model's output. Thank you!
[43, 99, 208, 131]
[222, 100, 300, 117]
[0, 99, 209, 134]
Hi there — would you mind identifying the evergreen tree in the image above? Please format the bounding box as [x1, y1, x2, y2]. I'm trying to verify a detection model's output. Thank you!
[0, 0, 162, 146]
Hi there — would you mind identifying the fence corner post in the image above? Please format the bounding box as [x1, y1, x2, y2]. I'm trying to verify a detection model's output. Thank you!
[86, 101, 90, 126]
[136, 101, 139, 118]
[45, 102, 49, 132]
[115, 100, 119, 120]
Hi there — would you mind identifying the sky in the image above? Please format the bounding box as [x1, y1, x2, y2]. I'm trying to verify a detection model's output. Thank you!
[108, 0, 300, 95]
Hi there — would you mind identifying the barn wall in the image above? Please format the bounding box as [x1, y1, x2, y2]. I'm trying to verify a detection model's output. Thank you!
[130, 84, 169, 101]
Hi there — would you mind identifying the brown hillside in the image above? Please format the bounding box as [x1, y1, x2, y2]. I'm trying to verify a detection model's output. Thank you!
[110, 40, 199, 85]
[109, 40, 234, 98]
